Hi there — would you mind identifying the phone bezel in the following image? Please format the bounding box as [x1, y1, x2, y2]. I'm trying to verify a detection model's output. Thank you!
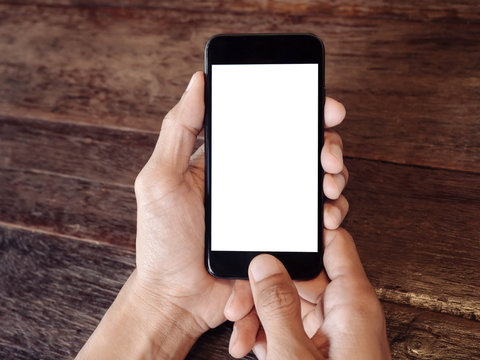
[204, 34, 325, 280]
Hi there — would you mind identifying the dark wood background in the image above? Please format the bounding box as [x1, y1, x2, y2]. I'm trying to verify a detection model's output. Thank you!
[1, 1, 479, 359]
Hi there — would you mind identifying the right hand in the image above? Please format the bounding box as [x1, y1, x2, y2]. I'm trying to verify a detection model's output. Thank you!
[226, 229, 391, 359]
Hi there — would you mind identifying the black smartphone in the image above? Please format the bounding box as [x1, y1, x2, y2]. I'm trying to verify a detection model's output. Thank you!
[204, 34, 325, 279]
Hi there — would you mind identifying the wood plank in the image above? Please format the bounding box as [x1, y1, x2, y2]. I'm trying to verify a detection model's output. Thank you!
[0, 5, 479, 171]
[1, 118, 479, 319]
[383, 301, 480, 360]
[0, 168, 137, 248]
[343, 158, 480, 321]
[1, 225, 479, 359]
[0, 116, 201, 248]
[0, 115, 203, 186]
[2, 0, 480, 23]
[0, 115, 156, 186]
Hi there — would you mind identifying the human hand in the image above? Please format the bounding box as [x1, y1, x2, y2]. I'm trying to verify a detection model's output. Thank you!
[133, 72, 349, 336]
[77, 72, 350, 359]
[77, 72, 226, 359]
[133, 71, 232, 335]
[226, 229, 391, 359]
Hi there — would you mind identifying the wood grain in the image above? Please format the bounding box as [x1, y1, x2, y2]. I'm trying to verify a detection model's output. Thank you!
[0, 115, 156, 186]
[343, 158, 480, 321]
[0, 167, 137, 248]
[384, 301, 480, 359]
[1, 225, 479, 360]
[0, 224, 253, 359]
[0, 5, 479, 171]
[1, 118, 479, 319]
[0, 115, 203, 186]
[0, 1, 478, 358]
[2, 0, 480, 23]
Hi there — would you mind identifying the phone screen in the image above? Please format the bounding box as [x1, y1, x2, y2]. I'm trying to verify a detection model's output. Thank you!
[211, 63, 319, 252]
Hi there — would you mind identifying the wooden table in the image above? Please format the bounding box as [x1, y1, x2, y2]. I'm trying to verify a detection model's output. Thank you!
[1, 1, 479, 359]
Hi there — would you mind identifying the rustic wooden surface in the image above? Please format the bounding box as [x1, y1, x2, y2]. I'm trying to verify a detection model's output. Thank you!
[2, 0, 480, 23]
[0, 1, 479, 359]
[1, 225, 480, 360]
[2, 118, 479, 320]
[0, 4, 479, 172]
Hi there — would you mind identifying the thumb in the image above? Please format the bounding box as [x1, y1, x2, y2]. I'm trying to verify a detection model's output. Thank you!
[248, 255, 309, 349]
[150, 71, 204, 175]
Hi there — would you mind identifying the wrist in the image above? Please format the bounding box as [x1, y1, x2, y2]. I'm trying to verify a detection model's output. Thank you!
[77, 270, 205, 360]
[128, 270, 206, 358]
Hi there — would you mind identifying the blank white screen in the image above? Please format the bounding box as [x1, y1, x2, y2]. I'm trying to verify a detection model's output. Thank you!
[211, 64, 318, 252]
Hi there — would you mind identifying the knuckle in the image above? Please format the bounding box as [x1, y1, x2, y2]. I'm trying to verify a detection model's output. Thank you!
[162, 107, 178, 128]
[345, 277, 379, 308]
[257, 283, 298, 319]
[355, 279, 377, 298]
[328, 283, 383, 329]
[352, 293, 384, 322]
[134, 168, 163, 202]
[134, 170, 148, 196]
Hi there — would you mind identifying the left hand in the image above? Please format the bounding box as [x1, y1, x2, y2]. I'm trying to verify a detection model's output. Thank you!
[133, 71, 348, 336]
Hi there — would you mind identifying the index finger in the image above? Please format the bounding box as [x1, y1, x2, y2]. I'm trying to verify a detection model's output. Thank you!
[325, 97, 346, 128]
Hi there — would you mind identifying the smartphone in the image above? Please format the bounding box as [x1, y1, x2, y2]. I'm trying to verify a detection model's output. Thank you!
[204, 34, 325, 279]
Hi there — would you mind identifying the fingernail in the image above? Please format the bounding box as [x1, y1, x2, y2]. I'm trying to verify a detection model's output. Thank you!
[230, 324, 238, 347]
[225, 290, 235, 314]
[250, 255, 282, 282]
[330, 144, 343, 162]
[186, 73, 195, 92]
[325, 205, 341, 229]
[334, 173, 346, 192]
[253, 343, 267, 360]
